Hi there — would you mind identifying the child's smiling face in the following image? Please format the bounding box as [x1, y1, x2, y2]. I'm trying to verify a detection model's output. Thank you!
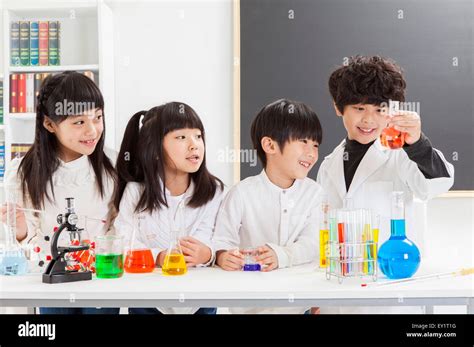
[44, 108, 104, 162]
[266, 137, 319, 186]
[336, 103, 389, 144]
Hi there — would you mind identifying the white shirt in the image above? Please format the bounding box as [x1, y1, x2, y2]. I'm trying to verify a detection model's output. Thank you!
[114, 180, 225, 314]
[213, 170, 324, 269]
[212, 170, 324, 314]
[4, 155, 116, 269]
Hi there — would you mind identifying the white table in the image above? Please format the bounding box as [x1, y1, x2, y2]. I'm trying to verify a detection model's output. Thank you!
[1, 262, 472, 314]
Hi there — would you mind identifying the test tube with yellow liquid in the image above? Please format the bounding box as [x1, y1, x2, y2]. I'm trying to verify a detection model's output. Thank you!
[319, 196, 329, 268]
[371, 213, 380, 275]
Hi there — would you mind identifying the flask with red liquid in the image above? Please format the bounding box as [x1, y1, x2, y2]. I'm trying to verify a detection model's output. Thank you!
[124, 215, 155, 273]
[380, 100, 406, 149]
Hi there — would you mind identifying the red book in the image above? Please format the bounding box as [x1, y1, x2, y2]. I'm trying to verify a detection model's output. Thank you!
[39, 21, 49, 66]
[10, 74, 18, 113]
[18, 74, 26, 113]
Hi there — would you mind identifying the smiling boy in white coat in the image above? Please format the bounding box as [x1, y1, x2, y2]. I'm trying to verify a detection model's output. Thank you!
[212, 99, 325, 314]
[317, 56, 454, 313]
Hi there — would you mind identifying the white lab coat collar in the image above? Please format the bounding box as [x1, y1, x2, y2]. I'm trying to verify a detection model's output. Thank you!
[259, 169, 301, 193]
[163, 178, 196, 201]
[327, 138, 391, 200]
[58, 154, 89, 170]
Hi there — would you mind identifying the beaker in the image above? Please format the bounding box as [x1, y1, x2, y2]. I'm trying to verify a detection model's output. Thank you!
[95, 235, 124, 279]
[124, 215, 155, 273]
[242, 248, 260, 271]
[0, 190, 28, 275]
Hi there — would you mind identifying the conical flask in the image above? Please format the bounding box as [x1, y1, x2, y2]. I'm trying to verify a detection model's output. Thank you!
[162, 200, 187, 276]
[377, 191, 420, 279]
[0, 190, 28, 275]
[124, 214, 155, 273]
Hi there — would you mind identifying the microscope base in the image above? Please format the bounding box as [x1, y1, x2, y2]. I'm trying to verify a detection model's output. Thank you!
[43, 271, 92, 284]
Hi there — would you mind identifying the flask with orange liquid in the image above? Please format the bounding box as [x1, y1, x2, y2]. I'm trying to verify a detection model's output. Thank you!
[380, 100, 406, 149]
[124, 214, 155, 273]
[162, 201, 187, 276]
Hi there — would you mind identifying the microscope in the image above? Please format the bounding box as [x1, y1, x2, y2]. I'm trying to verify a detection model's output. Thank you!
[42, 197, 92, 284]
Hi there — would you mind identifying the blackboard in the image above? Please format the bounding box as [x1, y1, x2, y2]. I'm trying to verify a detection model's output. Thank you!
[240, 0, 473, 190]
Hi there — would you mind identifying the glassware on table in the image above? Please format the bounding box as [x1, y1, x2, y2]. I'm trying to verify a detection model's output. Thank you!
[95, 235, 124, 279]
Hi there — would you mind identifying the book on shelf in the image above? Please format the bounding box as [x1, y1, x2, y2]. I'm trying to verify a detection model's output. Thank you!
[11, 143, 32, 161]
[48, 21, 60, 66]
[0, 79, 3, 124]
[10, 22, 20, 66]
[10, 20, 60, 67]
[9, 71, 97, 114]
[18, 74, 26, 113]
[30, 21, 39, 66]
[39, 21, 49, 66]
[0, 141, 4, 181]
[10, 74, 18, 113]
[19, 21, 30, 66]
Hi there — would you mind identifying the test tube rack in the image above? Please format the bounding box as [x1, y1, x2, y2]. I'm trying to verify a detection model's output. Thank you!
[325, 240, 378, 284]
[325, 208, 379, 284]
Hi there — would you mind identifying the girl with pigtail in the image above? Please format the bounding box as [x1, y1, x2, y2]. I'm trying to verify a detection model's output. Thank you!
[2, 71, 118, 314]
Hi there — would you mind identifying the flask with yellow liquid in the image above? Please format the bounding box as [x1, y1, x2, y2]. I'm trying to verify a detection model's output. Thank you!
[162, 200, 187, 276]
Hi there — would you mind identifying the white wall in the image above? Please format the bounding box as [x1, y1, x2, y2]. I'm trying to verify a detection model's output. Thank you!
[425, 197, 474, 266]
[111, 0, 234, 186]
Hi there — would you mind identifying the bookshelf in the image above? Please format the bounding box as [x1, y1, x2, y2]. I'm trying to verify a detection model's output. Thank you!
[1, 0, 116, 179]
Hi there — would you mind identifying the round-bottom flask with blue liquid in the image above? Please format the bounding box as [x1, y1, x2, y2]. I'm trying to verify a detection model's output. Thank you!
[378, 192, 420, 279]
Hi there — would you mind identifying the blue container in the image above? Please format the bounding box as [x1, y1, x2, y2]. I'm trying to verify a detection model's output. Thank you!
[0, 249, 28, 275]
[378, 219, 420, 279]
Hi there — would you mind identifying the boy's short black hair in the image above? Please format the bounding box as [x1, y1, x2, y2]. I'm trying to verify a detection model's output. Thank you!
[250, 98, 323, 167]
[329, 55, 406, 114]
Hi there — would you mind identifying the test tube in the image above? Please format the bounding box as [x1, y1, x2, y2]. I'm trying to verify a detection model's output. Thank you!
[336, 210, 345, 276]
[371, 212, 380, 275]
[319, 197, 330, 268]
[346, 209, 354, 276]
[364, 210, 373, 275]
[328, 210, 337, 273]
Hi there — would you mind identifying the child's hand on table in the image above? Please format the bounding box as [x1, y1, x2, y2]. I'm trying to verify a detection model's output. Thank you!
[216, 249, 244, 271]
[179, 236, 211, 266]
[256, 245, 278, 272]
[388, 111, 421, 145]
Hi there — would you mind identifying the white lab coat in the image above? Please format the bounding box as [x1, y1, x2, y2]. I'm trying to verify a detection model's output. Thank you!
[316, 138, 454, 314]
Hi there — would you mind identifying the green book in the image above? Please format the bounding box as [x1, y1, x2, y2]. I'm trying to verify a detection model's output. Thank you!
[48, 21, 60, 66]
[29, 22, 39, 66]
[19, 21, 30, 66]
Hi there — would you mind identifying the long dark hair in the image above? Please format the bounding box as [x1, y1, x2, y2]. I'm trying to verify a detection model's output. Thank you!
[18, 71, 116, 209]
[115, 102, 223, 213]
